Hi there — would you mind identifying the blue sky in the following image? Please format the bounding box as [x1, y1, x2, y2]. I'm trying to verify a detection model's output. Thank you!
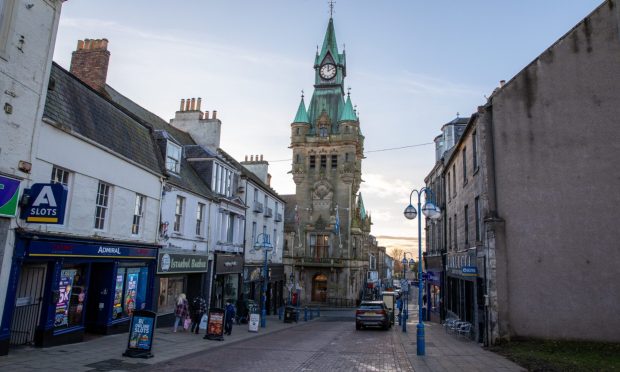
[52, 0, 603, 254]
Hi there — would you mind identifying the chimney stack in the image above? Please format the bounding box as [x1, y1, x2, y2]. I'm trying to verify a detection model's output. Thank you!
[212, 110, 217, 119]
[70, 38, 111, 92]
[499, 80, 506, 87]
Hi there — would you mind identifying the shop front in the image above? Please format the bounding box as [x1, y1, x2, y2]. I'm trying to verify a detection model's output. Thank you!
[211, 254, 243, 309]
[0, 233, 157, 352]
[244, 264, 284, 316]
[446, 265, 479, 339]
[155, 250, 210, 327]
[424, 253, 444, 323]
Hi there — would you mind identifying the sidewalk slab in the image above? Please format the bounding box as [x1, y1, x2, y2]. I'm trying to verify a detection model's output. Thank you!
[0, 315, 312, 371]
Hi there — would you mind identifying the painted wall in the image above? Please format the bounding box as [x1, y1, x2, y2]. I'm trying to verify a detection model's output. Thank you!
[243, 179, 284, 265]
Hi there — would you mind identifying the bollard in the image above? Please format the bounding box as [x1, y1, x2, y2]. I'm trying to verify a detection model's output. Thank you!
[304, 307, 308, 321]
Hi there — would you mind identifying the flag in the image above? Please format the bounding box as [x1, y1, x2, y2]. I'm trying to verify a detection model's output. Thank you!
[334, 205, 340, 235]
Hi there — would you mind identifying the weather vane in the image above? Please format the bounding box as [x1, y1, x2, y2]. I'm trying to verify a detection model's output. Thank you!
[328, 0, 336, 17]
[347, 87, 351, 96]
[301, 89, 305, 99]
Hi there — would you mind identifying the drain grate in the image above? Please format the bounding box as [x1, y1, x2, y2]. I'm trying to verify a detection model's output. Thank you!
[85, 358, 149, 371]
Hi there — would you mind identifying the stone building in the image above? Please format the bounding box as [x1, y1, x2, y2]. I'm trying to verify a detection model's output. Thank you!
[282, 16, 371, 306]
[432, 0, 620, 345]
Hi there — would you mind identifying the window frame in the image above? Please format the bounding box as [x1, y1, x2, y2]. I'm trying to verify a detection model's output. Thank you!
[462, 147, 467, 185]
[51, 166, 70, 186]
[94, 181, 111, 230]
[196, 202, 205, 236]
[165, 141, 182, 174]
[472, 130, 478, 171]
[464, 204, 469, 246]
[174, 195, 185, 233]
[475, 196, 481, 242]
[331, 154, 338, 169]
[309, 155, 316, 169]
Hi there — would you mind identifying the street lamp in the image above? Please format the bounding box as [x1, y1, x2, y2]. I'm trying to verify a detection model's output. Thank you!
[253, 233, 273, 328]
[404, 187, 441, 356]
[401, 253, 415, 333]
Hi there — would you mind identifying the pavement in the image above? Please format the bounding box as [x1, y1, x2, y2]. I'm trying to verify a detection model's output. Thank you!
[0, 306, 526, 372]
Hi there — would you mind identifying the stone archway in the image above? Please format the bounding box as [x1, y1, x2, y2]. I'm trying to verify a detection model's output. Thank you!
[311, 273, 328, 303]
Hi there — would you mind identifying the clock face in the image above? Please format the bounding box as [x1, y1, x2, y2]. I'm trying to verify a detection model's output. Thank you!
[320, 64, 337, 80]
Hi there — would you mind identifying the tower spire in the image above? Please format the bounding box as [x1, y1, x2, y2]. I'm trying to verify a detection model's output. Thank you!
[293, 93, 310, 124]
[329, 0, 336, 18]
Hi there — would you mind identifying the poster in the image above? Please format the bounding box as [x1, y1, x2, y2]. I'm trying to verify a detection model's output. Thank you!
[248, 313, 260, 332]
[205, 308, 224, 340]
[125, 271, 139, 316]
[128, 315, 154, 350]
[55, 269, 76, 327]
[113, 273, 124, 319]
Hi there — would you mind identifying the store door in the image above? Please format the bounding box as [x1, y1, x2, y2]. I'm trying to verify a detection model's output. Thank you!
[10, 264, 47, 345]
[311, 274, 327, 303]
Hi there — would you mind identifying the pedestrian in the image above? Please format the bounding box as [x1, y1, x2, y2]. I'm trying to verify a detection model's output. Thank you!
[224, 299, 236, 335]
[190, 295, 207, 334]
[173, 293, 189, 333]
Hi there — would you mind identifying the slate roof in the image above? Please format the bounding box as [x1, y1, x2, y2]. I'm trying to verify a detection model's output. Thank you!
[44, 63, 161, 174]
[104, 86, 214, 199]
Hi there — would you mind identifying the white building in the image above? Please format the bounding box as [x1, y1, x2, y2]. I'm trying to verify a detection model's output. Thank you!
[0, 0, 65, 355]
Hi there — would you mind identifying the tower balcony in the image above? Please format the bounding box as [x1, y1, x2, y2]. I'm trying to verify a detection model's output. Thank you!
[293, 256, 344, 268]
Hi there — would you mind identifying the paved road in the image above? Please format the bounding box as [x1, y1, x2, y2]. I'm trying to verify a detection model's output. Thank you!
[146, 314, 413, 372]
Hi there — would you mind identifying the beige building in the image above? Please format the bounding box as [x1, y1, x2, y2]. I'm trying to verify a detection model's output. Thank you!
[436, 0, 620, 345]
[282, 17, 372, 306]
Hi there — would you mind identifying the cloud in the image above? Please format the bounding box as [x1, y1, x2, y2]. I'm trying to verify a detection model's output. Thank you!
[360, 173, 412, 203]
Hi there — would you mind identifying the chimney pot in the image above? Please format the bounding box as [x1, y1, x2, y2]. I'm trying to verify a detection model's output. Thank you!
[500, 80, 506, 87]
[245, 155, 248, 161]
[212, 110, 217, 119]
[251, 155, 254, 161]
[185, 98, 191, 111]
[77, 40, 84, 50]
[204, 111, 209, 119]
[70, 37, 111, 92]
[197, 97, 202, 111]
[260, 154, 263, 161]
[191, 98, 196, 111]
[180, 99, 185, 111]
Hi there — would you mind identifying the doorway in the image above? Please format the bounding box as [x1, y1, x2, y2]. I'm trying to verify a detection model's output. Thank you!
[311, 273, 327, 302]
[10, 264, 47, 346]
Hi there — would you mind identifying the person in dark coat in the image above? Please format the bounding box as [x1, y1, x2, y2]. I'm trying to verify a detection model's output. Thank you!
[190, 295, 207, 334]
[224, 300, 236, 335]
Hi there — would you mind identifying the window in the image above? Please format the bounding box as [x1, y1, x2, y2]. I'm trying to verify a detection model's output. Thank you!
[345, 153, 350, 162]
[251, 222, 257, 246]
[448, 217, 452, 250]
[320, 155, 327, 169]
[309, 155, 316, 169]
[253, 188, 259, 203]
[319, 126, 328, 137]
[331, 154, 338, 169]
[464, 205, 469, 246]
[174, 196, 185, 232]
[196, 203, 205, 236]
[132, 194, 145, 235]
[54, 265, 87, 329]
[462, 147, 467, 185]
[158, 276, 184, 314]
[310, 234, 329, 259]
[94, 181, 110, 230]
[296, 128, 300, 135]
[295, 154, 301, 164]
[472, 131, 478, 170]
[447, 172, 451, 201]
[453, 213, 457, 250]
[51, 166, 70, 186]
[166, 141, 182, 173]
[226, 214, 235, 243]
[452, 164, 457, 196]
[0, 0, 16, 59]
[475, 197, 481, 242]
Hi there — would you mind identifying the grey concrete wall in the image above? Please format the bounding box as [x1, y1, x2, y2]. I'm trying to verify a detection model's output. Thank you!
[490, 1, 620, 341]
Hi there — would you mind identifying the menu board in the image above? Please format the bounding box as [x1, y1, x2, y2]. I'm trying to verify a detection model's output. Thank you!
[54, 269, 76, 327]
[124, 310, 156, 358]
[205, 308, 225, 340]
[248, 313, 260, 332]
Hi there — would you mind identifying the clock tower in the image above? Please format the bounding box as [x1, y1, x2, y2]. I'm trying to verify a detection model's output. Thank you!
[283, 16, 371, 306]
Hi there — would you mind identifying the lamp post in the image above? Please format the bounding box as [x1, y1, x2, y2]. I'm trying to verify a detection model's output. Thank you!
[404, 187, 441, 356]
[401, 253, 415, 333]
[253, 233, 273, 328]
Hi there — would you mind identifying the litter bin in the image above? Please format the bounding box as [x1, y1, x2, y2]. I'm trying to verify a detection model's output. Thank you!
[284, 306, 298, 323]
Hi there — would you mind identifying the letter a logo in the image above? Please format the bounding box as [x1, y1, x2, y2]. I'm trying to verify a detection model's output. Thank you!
[32, 185, 57, 207]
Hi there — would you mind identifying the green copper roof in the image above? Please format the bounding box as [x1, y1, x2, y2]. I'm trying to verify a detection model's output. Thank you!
[293, 96, 310, 124]
[307, 88, 345, 133]
[357, 193, 366, 220]
[319, 18, 342, 65]
[339, 94, 357, 122]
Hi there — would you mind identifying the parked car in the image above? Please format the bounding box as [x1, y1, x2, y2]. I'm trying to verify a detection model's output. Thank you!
[355, 301, 391, 330]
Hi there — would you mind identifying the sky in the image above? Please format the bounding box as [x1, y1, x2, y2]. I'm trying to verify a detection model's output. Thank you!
[52, 0, 603, 256]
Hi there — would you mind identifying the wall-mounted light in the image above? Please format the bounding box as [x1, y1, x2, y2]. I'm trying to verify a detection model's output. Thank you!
[18, 160, 31, 173]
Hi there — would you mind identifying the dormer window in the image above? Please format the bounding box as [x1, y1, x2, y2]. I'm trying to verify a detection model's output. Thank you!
[166, 141, 182, 173]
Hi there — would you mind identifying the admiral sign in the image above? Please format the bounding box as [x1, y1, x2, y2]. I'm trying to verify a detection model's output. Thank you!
[157, 253, 208, 274]
[21, 183, 68, 224]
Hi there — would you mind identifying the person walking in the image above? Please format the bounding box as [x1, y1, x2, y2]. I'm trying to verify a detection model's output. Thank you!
[190, 295, 207, 334]
[173, 293, 189, 332]
[224, 299, 236, 335]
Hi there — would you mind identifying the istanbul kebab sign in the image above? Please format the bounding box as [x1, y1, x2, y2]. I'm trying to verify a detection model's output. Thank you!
[157, 252, 208, 274]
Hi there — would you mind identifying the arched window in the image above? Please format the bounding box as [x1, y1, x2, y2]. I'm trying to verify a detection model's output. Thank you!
[319, 126, 328, 137]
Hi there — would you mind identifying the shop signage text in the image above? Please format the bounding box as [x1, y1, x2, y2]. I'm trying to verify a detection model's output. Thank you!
[215, 254, 243, 274]
[462, 266, 478, 276]
[27, 241, 157, 259]
[157, 253, 208, 274]
[0, 175, 20, 217]
[21, 183, 68, 224]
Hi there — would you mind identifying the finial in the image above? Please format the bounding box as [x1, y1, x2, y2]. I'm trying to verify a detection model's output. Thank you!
[301, 89, 305, 99]
[347, 87, 351, 97]
[456, 112, 460, 118]
[316, 44, 319, 54]
[328, 0, 336, 17]
[354, 104, 357, 113]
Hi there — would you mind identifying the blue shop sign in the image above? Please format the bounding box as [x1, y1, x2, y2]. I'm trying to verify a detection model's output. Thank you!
[462, 266, 478, 276]
[28, 241, 157, 259]
[21, 183, 68, 224]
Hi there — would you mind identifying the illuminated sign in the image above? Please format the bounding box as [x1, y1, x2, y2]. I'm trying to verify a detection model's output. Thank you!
[22, 183, 68, 224]
[0, 175, 20, 217]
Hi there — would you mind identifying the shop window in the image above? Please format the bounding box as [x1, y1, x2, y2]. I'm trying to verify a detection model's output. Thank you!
[54, 265, 87, 329]
[223, 274, 238, 303]
[112, 266, 148, 319]
[158, 276, 184, 314]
